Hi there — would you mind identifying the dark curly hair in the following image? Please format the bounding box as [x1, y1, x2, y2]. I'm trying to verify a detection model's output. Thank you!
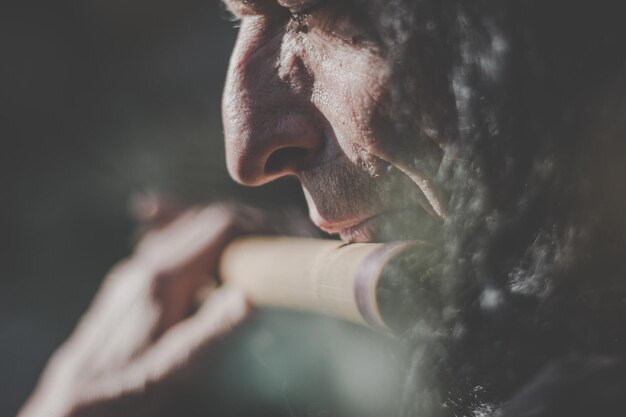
[368, 0, 626, 415]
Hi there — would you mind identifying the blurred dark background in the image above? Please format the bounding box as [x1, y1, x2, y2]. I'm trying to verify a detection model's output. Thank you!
[0, 1, 316, 414]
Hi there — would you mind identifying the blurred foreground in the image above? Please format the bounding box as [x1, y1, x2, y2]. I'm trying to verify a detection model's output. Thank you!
[0, 1, 318, 414]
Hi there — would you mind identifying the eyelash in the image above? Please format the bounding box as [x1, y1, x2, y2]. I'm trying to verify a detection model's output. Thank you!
[291, 0, 328, 16]
[223, 5, 324, 32]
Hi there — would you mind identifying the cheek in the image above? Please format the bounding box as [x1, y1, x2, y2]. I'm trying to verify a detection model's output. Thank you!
[304, 39, 392, 174]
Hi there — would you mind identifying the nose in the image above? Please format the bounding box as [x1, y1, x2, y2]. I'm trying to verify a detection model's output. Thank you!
[222, 20, 323, 186]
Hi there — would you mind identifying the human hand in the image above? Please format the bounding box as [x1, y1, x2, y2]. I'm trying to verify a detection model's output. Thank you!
[17, 201, 293, 417]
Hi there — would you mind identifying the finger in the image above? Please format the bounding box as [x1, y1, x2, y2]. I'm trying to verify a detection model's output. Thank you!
[84, 285, 251, 402]
[64, 262, 155, 351]
[135, 206, 241, 287]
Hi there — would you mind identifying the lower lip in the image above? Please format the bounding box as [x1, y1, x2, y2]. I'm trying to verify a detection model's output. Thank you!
[338, 214, 390, 243]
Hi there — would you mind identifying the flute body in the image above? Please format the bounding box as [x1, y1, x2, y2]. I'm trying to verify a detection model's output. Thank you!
[219, 236, 414, 330]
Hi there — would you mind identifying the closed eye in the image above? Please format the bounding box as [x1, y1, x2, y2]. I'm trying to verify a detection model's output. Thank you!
[288, 0, 328, 17]
[285, 0, 329, 33]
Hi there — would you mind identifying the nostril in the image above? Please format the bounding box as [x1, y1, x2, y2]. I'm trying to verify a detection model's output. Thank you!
[264, 147, 309, 175]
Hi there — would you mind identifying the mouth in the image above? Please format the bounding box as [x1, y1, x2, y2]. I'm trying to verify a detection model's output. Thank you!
[315, 208, 438, 243]
[300, 152, 445, 244]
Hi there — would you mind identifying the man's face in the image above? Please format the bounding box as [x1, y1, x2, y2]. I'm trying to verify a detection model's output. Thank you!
[222, 0, 444, 242]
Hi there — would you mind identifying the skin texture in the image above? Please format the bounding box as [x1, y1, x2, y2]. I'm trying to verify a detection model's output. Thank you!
[20, 2, 444, 415]
[220, 2, 626, 416]
[22, 2, 438, 415]
[18, 0, 626, 416]
[222, 0, 445, 242]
